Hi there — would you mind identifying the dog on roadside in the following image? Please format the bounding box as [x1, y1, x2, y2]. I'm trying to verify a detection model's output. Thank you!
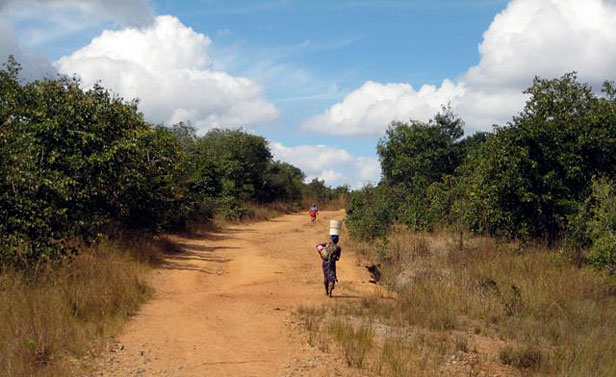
[365, 264, 381, 284]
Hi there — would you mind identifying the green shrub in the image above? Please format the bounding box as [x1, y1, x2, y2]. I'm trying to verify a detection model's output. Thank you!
[346, 185, 395, 241]
[569, 177, 616, 272]
[588, 233, 616, 273]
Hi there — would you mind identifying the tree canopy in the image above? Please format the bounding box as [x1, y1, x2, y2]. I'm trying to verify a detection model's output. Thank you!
[347, 73, 616, 270]
[0, 57, 336, 267]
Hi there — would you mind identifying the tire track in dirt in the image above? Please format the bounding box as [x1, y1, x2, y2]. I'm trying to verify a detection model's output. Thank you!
[92, 210, 374, 377]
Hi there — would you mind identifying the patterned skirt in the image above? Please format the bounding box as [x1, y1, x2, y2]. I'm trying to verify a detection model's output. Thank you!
[322, 259, 337, 283]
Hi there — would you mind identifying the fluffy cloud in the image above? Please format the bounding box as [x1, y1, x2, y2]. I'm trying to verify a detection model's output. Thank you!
[270, 142, 380, 188]
[303, 0, 616, 135]
[302, 80, 466, 136]
[465, 0, 616, 89]
[56, 15, 279, 131]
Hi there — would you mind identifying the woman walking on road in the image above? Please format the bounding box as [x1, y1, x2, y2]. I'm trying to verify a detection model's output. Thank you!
[316, 220, 342, 296]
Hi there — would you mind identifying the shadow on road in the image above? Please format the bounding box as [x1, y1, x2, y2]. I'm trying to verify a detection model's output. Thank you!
[165, 249, 232, 263]
[172, 243, 239, 253]
[159, 262, 216, 274]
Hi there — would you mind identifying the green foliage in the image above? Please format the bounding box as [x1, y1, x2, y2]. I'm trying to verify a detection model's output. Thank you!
[348, 73, 616, 274]
[260, 161, 305, 202]
[426, 174, 461, 228]
[568, 177, 616, 272]
[377, 105, 464, 189]
[376, 106, 466, 230]
[303, 178, 331, 202]
[346, 106, 467, 238]
[1, 60, 158, 265]
[198, 128, 271, 201]
[302, 178, 349, 208]
[346, 185, 395, 241]
[456, 73, 616, 240]
[0, 57, 310, 267]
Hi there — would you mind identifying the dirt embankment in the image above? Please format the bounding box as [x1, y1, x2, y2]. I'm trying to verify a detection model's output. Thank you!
[90, 210, 374, 377]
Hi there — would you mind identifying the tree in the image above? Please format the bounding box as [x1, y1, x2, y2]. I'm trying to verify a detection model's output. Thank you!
[260, 161, 305, 202]
[0, 57, 310, 267]
[456, 73, 616, 240]
[198, 129, 272, 202]
[376, 106, 465, 229]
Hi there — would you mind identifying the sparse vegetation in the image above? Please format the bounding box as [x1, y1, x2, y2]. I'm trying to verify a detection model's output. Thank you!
[329, 319, 374, 368]
[299, 231, 616, 376]
[499, 344, 543, 371]
[0, 236, 168, 377]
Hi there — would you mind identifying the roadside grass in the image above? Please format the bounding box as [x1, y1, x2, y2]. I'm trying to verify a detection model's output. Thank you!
[0, 235, 169, 377]
[499, 344, 543, 371]
[0, 200, 314, 377]
[329, 318, 374, 369]
[298, 231, 616, 376]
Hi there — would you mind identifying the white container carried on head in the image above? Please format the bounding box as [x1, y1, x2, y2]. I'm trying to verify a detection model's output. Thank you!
[329, 220, 342, 235]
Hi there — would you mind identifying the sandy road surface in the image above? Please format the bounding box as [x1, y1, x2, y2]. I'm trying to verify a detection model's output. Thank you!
[94, 210, 374, 377]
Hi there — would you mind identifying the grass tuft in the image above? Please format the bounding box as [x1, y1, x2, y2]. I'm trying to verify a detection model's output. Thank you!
[499, 344, 543, 370]
[329, 319, 374, 369]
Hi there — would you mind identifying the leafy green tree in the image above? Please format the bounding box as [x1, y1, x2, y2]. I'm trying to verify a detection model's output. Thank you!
[456, 73, 616, 240]
[260, 161, 305, 202]
[0, 67, 156, 264]
[378, 106, 464, 188]
[0, 57, 310, 267]
[377, 106, 465, 229]
[567, 177, 616, 272]
[198, 129, 272, 202]
[303, 178, 330, 203]
[0, 58, 194, 265]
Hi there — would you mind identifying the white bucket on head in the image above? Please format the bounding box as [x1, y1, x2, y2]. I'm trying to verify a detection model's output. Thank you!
[329, 228, 340, 236]
[329, 220, 341, 230]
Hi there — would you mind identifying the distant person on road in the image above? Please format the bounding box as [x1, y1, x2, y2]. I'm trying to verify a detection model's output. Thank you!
[316, 234, 341, 297]
[309, 204, 319, 222]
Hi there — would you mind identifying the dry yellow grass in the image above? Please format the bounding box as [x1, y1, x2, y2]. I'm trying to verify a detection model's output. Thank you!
[299, 231, 616, 376]
[0, 235, 168, 377]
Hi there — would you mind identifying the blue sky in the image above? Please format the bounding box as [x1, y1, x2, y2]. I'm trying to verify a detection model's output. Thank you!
[152, 0, 505, 147]
[2, 0, 616, 188]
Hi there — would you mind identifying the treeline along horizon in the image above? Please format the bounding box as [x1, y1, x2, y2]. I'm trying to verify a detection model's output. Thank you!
[346, 73, 616, 272]
[0, 57, 345, 268]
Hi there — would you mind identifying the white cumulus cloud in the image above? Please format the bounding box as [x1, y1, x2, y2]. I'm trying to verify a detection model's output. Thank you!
[56, 15, 279, 131]
[302, 80, 466, 136]
[303, 0, 616, 135]
[270, 142, 380, 188]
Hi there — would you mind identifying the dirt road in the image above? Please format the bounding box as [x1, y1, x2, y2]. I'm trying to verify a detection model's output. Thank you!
[94, 210, 373, 377]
